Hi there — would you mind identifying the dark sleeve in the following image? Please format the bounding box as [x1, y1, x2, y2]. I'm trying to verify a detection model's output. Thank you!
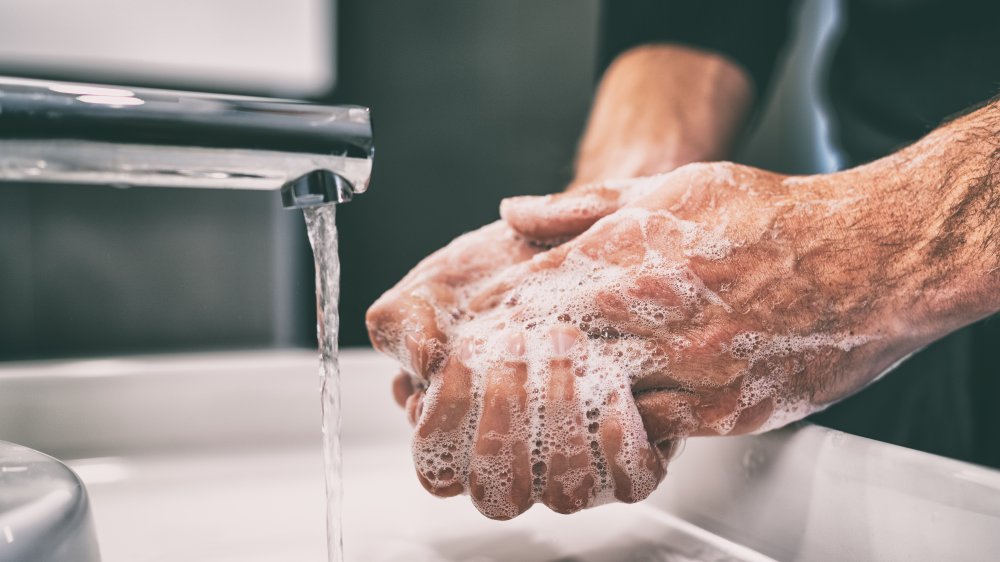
[599, 0, 796, 95]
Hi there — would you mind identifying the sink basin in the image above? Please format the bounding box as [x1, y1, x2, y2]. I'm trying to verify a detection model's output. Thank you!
[1, 349, 998, 561]
[0, 440, 100, 562]
[61, 447, 768, 562]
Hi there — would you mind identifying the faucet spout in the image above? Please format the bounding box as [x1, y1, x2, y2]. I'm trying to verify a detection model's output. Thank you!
[0, 77, 373, 208]
[282, 169, 357, 208]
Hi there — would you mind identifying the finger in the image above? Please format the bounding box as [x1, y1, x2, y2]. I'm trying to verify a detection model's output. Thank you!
[404, 390, 424, 426]
[623, 163, 735, 215]
[500, 186, 624, 241]
[633, 333, 746, 393]
[729, 396, 775, 435]
[631, 370, 688, 397]
[634, 390, 700, 445]
[400, 221, 540, 289]
[635, 331, 748, 440]
[414, 465, 462, 498]
[392, 371, 416, 408]
[366, 290, 449, 380]
[540, 326, 595, 514]
[598, 390, 665, 504]
[651, 438, 684, 464]
[464, 249, 571, 315]
[468, 333, 533, 520]
[591, 282, 690, 340]
[412, 354, 477, 498]
[466, 277, 518, 314]
[690, 378, 745, 436]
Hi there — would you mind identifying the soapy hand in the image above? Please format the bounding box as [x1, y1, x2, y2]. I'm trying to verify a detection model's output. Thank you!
[368, 162, 916, 519]
[497, 163, 913, 434]
[367, 217, 670, 519]
[367, 220, 544, 425]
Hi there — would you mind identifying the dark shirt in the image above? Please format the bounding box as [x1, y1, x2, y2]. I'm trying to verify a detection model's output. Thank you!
[601, 0, 1000, 467]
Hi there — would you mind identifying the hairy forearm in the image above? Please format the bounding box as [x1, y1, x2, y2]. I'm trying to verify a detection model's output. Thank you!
[856, 98, 1000, 341]
[573, 44, 754, 185]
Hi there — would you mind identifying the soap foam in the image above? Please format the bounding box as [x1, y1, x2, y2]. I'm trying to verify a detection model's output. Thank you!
[405, 227, 691, 516]
[398, 189, 873, 517]
[714, 331, 874, 434]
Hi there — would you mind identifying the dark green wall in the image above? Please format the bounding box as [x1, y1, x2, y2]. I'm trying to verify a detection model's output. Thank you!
[327, 1, 601, 346]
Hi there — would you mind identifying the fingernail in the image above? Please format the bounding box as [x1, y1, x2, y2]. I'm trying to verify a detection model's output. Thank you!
[392, 372, 415, 408]
[405, 333, 424, 374]
[407, 392, 425, 426]
[550, 326, 577, 356]
[655, 438, 686, 461]
[505, 194, 553, 216]
[499, 196, 530, 220]
[415, 393, 425, 420]
[505, 332, 526, 357]
[406, 333, 446, 377]
[459, 339, 476, 362]
[655, 440, 676, 461]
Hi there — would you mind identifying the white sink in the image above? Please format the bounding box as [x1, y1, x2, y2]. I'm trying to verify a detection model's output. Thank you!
[66, 447, 768, 562]
[1, 349, 998, 561]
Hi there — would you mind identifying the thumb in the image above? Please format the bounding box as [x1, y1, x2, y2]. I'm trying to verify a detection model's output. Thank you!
[634, 390, 700, 445]
[500, 173, 679, 241]
[500, 184, 624, 241]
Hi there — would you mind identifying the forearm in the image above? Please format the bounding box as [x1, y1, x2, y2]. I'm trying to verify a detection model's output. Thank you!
[858, 98, 1000, 342]
[574, 44, 754, 185]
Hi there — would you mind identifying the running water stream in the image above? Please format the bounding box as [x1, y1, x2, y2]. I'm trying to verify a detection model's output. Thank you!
[304, 204, 343, 562]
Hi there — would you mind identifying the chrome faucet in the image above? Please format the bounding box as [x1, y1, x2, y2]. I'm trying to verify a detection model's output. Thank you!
[0, 77, 373, 208]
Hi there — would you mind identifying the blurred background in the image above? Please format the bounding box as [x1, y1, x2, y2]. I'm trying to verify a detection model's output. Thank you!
[0, 0, 841, 360]
[2, 7, 998, 559]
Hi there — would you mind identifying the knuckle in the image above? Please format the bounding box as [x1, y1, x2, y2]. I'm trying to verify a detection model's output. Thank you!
[546, 499, 583, 515]
[617, 481, 655, 504]
[672, 161, 714, 177]
[364, 297, 400, 349]
[432, 484, 464, 498]
[404, 393, 420, 426]
[672, 161, 740, 185]
[391, 373, 414, 409]
[417, 471, 464, 498]
[474, 502, 515, 521]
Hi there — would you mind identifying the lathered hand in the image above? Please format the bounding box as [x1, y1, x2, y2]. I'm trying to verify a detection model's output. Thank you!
[498, 163, 919, 442]
[369, 97, 1000, 521]
[367, 221, 542, 427]
[368, 161, 922, 519]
